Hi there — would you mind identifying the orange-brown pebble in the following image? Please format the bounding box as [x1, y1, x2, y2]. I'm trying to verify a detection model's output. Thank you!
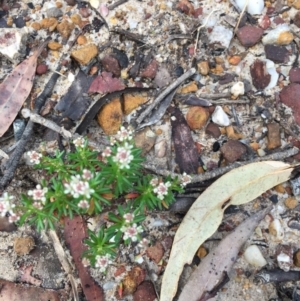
[56, 1, 63, 7]
[293, 0, 300, 9]
[215, 56, 224, 64]
[48, 41, 62, 50]
[7, 16, 13, 26]
[197, 166, 205, 173]
[179, 81, 198, 93]
[70, 14, 82, 26]
[57, 20, 75, 38]
[186, 106, 210, 130]
[225, 125, 244, 140]
[197, 246, 208, 258]
[197, 61, 210, 75]
[210, 64, 224, 74]
[77, 35, 87, 45]
[228, 55, 241, 65]
[97, 97, 122, 135]
[284, 197, 298, 209]
[40, 17, 58, 31]
[277, 31, 293, 45]
[250, 142, 260, 151]
[123, 93, 148, 115]
[71, 44, 98, 65]
[294, 250, 300, 267]
[274, 184, 285, 194]
[89, 65, 98, 75]
[31, 22, 41, 30]
[156, 129, 163, 135]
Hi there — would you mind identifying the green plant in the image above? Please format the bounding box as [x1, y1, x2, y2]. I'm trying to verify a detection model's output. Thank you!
[0, 126, 192, 271]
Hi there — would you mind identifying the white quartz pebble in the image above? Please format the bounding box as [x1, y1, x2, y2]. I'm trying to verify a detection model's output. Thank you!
[212, 106, 230, 127]
[234, 0, 264, 15]
[231, 81, 245, 97]
[244, 245, 267, 267]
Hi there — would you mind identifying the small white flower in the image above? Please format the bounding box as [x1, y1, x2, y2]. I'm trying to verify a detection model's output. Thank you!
[180, 172, 192, 187]
[138, 238, 149, 249]
[110, 137, 116, 146]
[123, 213, 134, 223]
[73, 136, 85, 148]
[0, 201, 8, 216]
[150, 178, 159, 187]
[153, 182, 170, 200]
[95, 254, 112, 272]
[26, 151, 42, 165]
[78, 200, 89, 209]
[116, 126, 133, 141]
[64, 176, 94, 198]
[102, 146, 112, 158]
[123, 223, 143, 242]
[28, 184, 48, 203]
[8, 213, 20, 223]
[82, 169, 93, 180]
[0, 192, 14, 203]
[82, 258, 90, 267]
[113, 147, 133, 169]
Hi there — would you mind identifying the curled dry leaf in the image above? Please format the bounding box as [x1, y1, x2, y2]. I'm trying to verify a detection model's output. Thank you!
[160, 161, 295, 301]
[178, 206, 272, 301]
[0, 39, 49, 138]
[88, 71, 125, 94]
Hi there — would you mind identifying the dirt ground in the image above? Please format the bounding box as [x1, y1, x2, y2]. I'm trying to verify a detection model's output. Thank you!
[1, 0, 300, 300]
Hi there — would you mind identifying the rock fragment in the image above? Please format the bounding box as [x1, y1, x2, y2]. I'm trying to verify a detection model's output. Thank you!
[133, 281, 157, 301]
[289, 67, 300, 83]
[220, 139, 247, 163]
[266, 123, 281, 149]
[123, 93, 148, 115]
[197, 61, 209, 75]
[40, 17, 58, 31]
[57, 20, 75, 39]
[0, 28, 29, 62]
[101, 55, 121, 77]
[279, 83, 300, 125]
[212, 106, 230, 127]
[244, 245, 267, 267]
[265, 44, 288, 63]
[186, 106, 210, 130]
[146, 241, 164, 263]
[236, 26, 263, 47]
[71, 44, 98, 65]
[250, 59, 271, 90]
[262, 24, 293, 45]
[205, 123, 221, 138]
[46, 7, 63, 18]
[14, 236, 35, 256]
[140, 59, 158, 79]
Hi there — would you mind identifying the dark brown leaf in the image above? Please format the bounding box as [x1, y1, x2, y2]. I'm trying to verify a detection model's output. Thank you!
[64, 215, 104, 301]
[0, 39, 49, 137]
[88, 71, 125, 94]
[170, 107, 199, 174]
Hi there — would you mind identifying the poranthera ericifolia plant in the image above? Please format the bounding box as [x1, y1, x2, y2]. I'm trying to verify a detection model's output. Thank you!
[0, 126, 192, 272]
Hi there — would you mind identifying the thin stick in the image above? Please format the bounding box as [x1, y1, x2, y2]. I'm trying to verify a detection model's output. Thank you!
[234, 0, 249, 34]
[48, 230, 79, 301]
[142, 147, 299, 183]
[136, 68, 196, 124]
[198, 92, 231, 99]
[108, 0, 128, 10]
[209, 99, 249, 105]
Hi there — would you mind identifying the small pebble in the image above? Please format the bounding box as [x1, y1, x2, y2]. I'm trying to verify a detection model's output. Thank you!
[231, 81, 244, 98]
[294, 11, 300, 28]
[262, 24, 293, 45]
[220, 139, 247, 163]
[294, 249, 300, 267]
[244, 245, 267, 267]
[265, 44, 289, 63]
[46, 7, 63, 18]
[36, 63, 48, 75]
[133, 281, 156, 301]
[234, 0, 264, 15]
[236, 25, 263, 47]
[250, 59, 271, 90]
[205, 123, 221, 138]
[197, 61, 209, 75]
[103, 281, 116, 291]
[266, 123, 281, 149]
[212, 106, 230, 127]
[284, 197, 298, 209]
[269, 219, 284, 241]
[289, 67, 300, 83]
[14, 236, 35, 256]
[186, 106, 210, 130]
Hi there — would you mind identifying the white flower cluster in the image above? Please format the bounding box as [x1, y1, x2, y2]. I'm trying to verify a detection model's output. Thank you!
[28, 184, 48, 209]
[121, 223, 143, 242]
[64, 170, 95, 203]
[115, 126, 133, 142]
[95, 254, 112, 272]
[0, 193, 19, 223]
[26, 150, 42, 165]
[151, 180, 171, 200]
[112, 143, 134, 169]
[73, 136, 85, 148]
[180, 172, 192, 187]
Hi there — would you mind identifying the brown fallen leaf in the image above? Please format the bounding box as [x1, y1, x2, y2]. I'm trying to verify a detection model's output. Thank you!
[0, 278, 60, 301]
[88, 71, 125, 94]
[0, 39, 49, 138]
[178, 206, 272, 301]
[64, 215, 104, 301]
[170, 107, 199, 174]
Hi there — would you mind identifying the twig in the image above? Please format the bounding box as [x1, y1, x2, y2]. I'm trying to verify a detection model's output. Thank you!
[233, 0, 249, 34]
[136, 68, 196, 124]
[108, 0, 128, 10]
[142, 147, 300, 183]
[21, 109, 72, 139]
[48, 230, 79, 301]
[198, 92, 231, 99]
[209, 99, 249, 105]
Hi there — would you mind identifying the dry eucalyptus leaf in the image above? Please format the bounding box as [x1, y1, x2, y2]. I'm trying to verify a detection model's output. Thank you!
[0, 39, 49, 138]
[178, 206, 272, 301]
[160, 161, 295, 301]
